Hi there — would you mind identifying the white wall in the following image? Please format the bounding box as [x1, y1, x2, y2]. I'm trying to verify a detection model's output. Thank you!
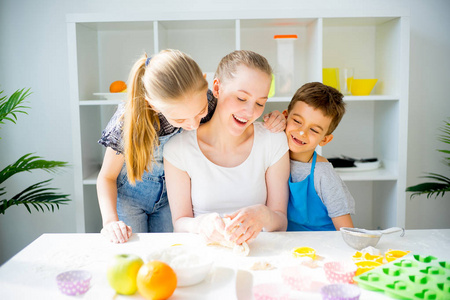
[405, 0, 450, 228]
[0, 0, 449, 264]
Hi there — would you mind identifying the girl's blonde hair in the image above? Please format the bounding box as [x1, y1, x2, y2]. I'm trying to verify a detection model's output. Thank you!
[215, 50, 272, 82]
[123, 49, 207, 184]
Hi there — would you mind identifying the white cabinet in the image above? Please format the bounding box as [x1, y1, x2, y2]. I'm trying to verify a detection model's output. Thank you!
[67, 8, 409, 233]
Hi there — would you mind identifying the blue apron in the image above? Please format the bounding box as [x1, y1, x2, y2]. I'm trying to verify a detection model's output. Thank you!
[287, 152, 335, 231]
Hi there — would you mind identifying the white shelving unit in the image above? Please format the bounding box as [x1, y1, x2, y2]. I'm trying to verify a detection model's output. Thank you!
[67, 7, 409, 233]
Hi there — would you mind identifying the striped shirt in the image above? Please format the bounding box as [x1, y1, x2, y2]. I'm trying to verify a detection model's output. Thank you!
[98, 89, 217, 154]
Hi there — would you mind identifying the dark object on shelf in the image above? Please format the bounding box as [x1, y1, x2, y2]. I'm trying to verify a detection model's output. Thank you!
[328, 156, 378, 168]
[328, 158, 355, 168]
[341, 155, 378, 163]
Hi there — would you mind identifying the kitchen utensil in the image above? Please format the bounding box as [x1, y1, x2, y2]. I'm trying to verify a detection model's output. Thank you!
[339, 68, 354, 95]
[274, 34, 297, 96]
[281, 265, 313, 291]
[56, 270, 91, 296]
[340, 227, 405, 250]
[147, 245, 213, 287]
[321, 283, 361, 300]
[352, 251, 383, 263]
[323, 68, 340, 90]
[292, 246, 316, 259]
[355, 261, 382, 276]
[350, 79, 378, 96]
[253, 282, 289, 300]
[385, 249, 410, 262]
[354, 253, 450, 299]
[324, 261, 357, 284]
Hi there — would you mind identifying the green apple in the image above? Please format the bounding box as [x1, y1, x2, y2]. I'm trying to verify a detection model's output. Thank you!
[107, 254, 144, 295]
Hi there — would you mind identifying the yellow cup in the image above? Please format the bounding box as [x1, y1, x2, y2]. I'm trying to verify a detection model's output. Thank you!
[352, 251, 383, 263]
[355, 261, 382, 276]
[292, 247, 316, 259]
[350, 79, 378, 96]
[322, 68, 340, 90]
[385, 250, 410, 262]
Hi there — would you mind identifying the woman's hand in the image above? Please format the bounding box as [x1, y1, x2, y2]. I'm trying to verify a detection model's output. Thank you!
[263, 110, 287, 133]
[197, 213, 226, 243]
[101, 220, 132, 243]
[224, 204, 269, 245]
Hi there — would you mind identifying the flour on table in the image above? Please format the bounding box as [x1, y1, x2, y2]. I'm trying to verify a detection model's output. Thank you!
[250, 261, 275, 270]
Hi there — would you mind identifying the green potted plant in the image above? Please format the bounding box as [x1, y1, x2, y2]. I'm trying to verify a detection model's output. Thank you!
[0, 88, 71, 214]
[406, 118, 450, 199]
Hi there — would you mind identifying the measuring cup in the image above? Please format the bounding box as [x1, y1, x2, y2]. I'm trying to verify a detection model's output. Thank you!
[340, 227, 405, 250]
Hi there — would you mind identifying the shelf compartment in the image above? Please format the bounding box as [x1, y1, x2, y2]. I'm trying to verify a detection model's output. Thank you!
[83, 170, 100, 185]
[323, 17, 401, 96]
[323, 101, 399, 171]
[240, 18, 321, 98]
[76, 22, 155, 101]
[346, 180, 399, 229]
[157, 20, 235, 73]
[80, 106, 118, 180]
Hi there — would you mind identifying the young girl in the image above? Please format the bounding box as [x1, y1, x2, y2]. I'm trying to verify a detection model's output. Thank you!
[97, 50, 285, 243]
[163, 50, 290, 246]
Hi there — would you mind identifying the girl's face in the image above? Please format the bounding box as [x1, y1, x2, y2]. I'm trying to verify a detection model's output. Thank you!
[213, 65, 271, 136]
[152, 89, 209, 131]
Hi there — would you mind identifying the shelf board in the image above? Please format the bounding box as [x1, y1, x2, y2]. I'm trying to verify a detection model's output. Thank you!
[80, 100, 122, 106]
[337, 167, 397, 181]
[82, 167, 396, 184]
[343, 95, 399, 101]
[269, 95, 399, 103]
[79, 95, 399, 105]
[324, 17, 399, 27]
[83, 171, 100, 185]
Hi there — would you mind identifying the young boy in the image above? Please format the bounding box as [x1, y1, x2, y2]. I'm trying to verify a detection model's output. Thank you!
[283, 82, 355, 231]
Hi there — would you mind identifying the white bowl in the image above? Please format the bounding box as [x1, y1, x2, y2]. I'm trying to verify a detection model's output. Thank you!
[173, 260, 213, 287]
[147, 246, 213, 287]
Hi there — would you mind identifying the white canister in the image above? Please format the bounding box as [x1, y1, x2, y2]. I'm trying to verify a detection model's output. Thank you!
[274, 34, 298, 97]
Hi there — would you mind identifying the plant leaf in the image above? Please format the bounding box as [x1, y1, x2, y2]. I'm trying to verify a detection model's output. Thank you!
[0, 88, 31, 127]
[420, 173, 450, 184]
[406, 182, 450, 199]
[0, 153, 69, 184]
[0, 179, 70, 214]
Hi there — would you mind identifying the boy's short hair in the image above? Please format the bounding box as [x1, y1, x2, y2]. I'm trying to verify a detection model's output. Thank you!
[288, 82, 346, 135]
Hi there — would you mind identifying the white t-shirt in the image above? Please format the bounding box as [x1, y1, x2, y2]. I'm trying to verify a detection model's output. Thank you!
[163, 122, 289, 217]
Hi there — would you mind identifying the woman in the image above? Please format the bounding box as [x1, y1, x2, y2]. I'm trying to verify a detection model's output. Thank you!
[163, 50, 290, 246]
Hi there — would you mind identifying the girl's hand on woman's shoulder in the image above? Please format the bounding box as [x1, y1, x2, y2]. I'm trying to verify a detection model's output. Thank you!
[224, 204, 268, 245]
[263, 110, 287, 133]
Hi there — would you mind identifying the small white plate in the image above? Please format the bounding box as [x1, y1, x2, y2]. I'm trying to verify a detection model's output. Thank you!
[93, 93, 126, 101]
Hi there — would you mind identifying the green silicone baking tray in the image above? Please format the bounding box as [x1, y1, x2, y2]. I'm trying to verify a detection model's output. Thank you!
[353, 253, 450, 300]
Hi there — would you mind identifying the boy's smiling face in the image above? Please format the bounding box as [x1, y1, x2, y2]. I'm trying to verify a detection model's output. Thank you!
[283, 101, 334, 162]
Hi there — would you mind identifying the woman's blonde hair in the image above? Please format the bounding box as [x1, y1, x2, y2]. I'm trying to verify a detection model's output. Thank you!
[123, 49, 207, 184]
[215, 50, 272, 82]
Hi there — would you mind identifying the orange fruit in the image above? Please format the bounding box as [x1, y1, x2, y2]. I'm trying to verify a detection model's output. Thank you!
[137, 261, 177, 300]
[110, 80, 127, 93]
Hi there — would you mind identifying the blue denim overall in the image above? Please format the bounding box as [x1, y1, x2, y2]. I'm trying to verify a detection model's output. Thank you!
[116, 128, 182, 233]
[287, 152, 336, 231]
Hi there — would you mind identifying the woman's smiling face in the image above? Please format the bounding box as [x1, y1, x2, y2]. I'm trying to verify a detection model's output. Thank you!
[213, 65, 271, 136]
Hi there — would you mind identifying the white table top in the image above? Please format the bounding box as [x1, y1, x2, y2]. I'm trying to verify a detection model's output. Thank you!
[1, 230, 449, 300]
